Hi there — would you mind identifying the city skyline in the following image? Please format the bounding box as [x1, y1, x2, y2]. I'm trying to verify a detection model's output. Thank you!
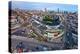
[9, 1, 78, 53]
[11, 1, 78, 12]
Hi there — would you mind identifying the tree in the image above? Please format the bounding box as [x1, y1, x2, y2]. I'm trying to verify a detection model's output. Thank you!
[43, 15, 53, 25]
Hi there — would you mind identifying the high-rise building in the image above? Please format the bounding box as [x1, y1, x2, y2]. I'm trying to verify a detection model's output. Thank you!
[58, 8, 59, 13]
[45, 8, 47, 12]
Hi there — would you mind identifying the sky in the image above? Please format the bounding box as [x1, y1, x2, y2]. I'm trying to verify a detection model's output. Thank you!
[10, 1, 78, 12]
